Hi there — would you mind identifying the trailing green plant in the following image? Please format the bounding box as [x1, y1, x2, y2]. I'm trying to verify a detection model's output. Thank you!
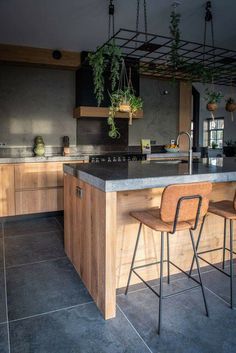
[169, 10, 181, 69]
[226, 97, 235, 104]
[108, 88, 143, 139]
[88, 41, 122, 106]
[204, 88, 224, 103]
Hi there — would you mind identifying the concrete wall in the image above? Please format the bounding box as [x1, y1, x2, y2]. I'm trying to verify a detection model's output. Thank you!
[193, 82, 236, 146]
[0, 65, 76, 147]
[129, 77, 179, 146]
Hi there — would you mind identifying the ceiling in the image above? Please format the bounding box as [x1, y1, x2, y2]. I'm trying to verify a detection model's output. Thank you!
[0, 0, 236, 52]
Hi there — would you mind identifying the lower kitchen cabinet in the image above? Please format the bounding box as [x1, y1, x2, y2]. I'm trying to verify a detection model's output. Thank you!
[0, 160, 84, 217]
[0, 165, 15, 217]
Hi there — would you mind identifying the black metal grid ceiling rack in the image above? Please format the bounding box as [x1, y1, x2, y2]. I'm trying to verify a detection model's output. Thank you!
[101, 28, 236, 86]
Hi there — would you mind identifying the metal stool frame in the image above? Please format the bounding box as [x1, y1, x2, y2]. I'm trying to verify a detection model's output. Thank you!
[189, 217, 235, 309]
[125, 195, 209, 335]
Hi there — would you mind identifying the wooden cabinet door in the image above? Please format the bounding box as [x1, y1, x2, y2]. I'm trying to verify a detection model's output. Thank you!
[0, 165, 15, 217]
[15, 162, 64, 190]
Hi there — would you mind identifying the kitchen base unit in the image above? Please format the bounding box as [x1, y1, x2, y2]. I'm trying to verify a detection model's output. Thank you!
[64, 158, 236, 320]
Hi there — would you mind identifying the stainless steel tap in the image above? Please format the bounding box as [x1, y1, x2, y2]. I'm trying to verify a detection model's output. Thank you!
[176, 131, 193, 174]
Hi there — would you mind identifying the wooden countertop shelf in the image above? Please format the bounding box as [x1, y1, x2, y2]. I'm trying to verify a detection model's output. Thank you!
[73, 106, 143, 119]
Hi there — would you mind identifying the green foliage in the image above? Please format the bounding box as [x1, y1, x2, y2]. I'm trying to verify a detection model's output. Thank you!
[108, 88, 143, 139]
[88, 41, 122, 106]
[211, 141, 218, 149]
[226, 97, 235, 104]
[169, 11, 181, 69]
[204, 88, 224, 103]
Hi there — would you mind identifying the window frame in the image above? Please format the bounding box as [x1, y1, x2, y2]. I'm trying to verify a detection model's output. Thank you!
[204, 117, 224, 149]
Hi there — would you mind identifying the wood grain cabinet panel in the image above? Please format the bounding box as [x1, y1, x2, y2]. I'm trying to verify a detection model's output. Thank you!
[15, 187, 63, 215]
[0, 165, 15, 217]
[15, 162, 64, 190]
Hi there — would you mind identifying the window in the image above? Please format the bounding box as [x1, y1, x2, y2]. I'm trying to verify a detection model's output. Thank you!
[203, 118, 224, 148]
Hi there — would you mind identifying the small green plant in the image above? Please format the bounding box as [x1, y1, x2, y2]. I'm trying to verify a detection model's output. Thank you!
[204, 88, 224, 103]
[88, 41, 122, 106]
[108, 88, 143, 139]
[225, 139, 234, 146]
[226, 97, 235, 104]
[211, 141, 218, 149]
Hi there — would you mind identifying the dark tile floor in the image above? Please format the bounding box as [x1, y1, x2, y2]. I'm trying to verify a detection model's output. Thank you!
[0, 215, 235, 353]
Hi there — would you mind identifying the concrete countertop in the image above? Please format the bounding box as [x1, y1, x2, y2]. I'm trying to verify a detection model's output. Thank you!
[64, 157, 236, 192]
[147, 152, 201, 159]
[0, 155, 88, 164]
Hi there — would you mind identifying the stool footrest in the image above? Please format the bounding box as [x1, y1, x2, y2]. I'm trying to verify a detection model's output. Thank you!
[198, 255, 231, 277]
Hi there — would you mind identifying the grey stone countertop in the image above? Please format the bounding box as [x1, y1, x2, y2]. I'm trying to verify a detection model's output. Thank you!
[64, 157, 236, 192]
[0, 155, 88, 164]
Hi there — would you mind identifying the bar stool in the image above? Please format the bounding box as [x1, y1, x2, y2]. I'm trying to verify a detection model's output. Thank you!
[190, 191, 236, 309]
[125, 182, 212, 334]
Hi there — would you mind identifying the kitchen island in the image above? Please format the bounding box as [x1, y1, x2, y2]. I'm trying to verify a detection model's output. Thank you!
[63, 158, 236, 319]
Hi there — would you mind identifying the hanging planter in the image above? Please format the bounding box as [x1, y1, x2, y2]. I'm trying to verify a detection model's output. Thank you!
[225, 98, 236, 112]
[204, 88, 223, 112]
[225, 97, 236, 122]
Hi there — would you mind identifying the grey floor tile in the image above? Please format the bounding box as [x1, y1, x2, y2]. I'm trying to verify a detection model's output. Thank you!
[9, 302, 151, 353]
[0, 324, 8, 353]
[0, 239, 3, 269]
[5, 231, 65, 267]
[0, 270, 6, 324]
[117, 277, 236, 353]
[55, 214, 64, 229]
[201, 264, 236, 307]
[4, 217, 61, 237]
[7, 258, 92, 321]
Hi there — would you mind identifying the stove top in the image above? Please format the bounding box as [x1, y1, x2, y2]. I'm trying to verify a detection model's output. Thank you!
[89, 153, 146, 163]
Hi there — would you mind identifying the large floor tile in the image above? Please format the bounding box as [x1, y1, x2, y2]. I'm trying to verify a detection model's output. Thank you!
[5, 231, 65, 267]
[7, 258, 92, 320]
[4, 217, 60, 237]
[0, 270, 6, 324]
[201, 264, 236, 307]
[117, 278, 236, 353]
[9, 302, 151, 353]
[0, 324, 8, 353]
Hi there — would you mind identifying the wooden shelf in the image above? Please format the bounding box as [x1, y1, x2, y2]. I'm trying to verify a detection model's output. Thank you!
[73, 106, 143, 119]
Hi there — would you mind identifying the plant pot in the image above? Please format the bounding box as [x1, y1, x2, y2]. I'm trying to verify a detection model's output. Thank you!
[119, 102, 131, 113]
[223, 146, 236, 157]
[207, 103, 218, 112]
[225, 102, 236, 112]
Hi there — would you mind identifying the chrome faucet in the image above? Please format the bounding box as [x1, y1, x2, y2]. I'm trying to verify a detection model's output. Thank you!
[176, 131, 193, 174]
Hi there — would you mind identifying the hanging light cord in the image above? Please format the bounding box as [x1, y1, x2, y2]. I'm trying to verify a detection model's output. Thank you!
[136, 0, 148, 41]
[108, 0, 115, 39]
[203, 1, 215, 67]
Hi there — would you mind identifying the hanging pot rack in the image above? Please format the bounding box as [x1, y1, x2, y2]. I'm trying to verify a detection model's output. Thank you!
[93, 27, 236, 87]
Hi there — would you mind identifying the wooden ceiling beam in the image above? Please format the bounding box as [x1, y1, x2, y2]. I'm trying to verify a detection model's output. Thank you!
[0, 43, 81, 70]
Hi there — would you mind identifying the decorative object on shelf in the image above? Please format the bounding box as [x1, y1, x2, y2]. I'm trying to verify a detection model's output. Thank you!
[225, 97, 236, 122]
[141, 139, 151, 154]
[63, 136, 70, 156]
[34, 136, 45, 157]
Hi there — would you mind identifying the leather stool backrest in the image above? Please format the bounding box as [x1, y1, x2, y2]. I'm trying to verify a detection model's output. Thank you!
[160, 182, 212, 223]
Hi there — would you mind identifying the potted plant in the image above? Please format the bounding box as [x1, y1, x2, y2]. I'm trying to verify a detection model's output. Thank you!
[108, 88, 143, 138]
[204, 88, 224, 112]
[223, 140, 236, 157]
[225, 97, 236, 112]
[211, 141, 218, 149]
[88, 41, 122, 106]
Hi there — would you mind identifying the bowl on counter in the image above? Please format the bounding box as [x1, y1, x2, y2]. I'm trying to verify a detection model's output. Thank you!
[164, 147, 180, 153]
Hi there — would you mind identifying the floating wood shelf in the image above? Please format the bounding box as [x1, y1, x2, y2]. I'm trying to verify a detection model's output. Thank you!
[73, 106, 143, 119]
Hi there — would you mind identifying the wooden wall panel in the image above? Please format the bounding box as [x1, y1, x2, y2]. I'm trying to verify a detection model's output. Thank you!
[0, 44, 81, 70]
[179, 81, 192, 150]
[0, 165, 15, 217]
